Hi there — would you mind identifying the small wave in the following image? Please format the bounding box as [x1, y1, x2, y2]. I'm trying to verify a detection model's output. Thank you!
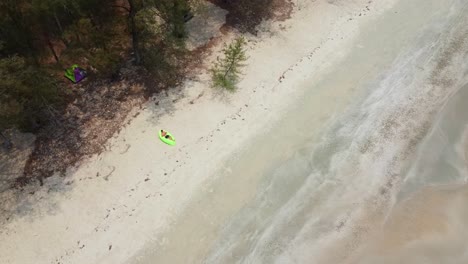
[205, 1, 468, 263]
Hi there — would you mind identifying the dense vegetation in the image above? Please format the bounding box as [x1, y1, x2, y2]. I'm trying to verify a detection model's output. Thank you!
[0, 0, 191, 134]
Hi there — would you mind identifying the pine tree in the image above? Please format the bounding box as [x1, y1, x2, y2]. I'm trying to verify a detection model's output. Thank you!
[211, 37, 248, 91]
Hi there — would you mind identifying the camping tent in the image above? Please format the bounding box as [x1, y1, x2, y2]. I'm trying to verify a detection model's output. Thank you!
[65, 64, 87, 83]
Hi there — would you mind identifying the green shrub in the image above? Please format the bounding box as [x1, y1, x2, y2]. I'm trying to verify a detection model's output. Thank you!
[211, 37, 248, 91]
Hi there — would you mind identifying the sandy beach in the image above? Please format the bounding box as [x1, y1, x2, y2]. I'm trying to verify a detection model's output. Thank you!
[2, 0, 468, 263]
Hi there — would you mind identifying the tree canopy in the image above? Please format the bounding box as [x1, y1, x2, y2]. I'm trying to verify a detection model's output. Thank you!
[211, 37, 247, 91]
[0, 0, 192, 132]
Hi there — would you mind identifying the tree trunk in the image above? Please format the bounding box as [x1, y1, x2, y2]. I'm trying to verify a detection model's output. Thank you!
[127, 0, 142, 64]
[223, 55, 237, 79]
[45, 33, 60, 63]
[54, 12, 69, 47]
[54, 12, 63, 34]
[75, 31, 82, 45]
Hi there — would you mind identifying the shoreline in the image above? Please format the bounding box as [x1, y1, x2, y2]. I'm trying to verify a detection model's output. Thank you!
[0, 1, 399, 263]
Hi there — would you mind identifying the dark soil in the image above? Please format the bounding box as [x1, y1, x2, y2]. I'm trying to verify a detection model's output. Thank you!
[208, 0, 294, 34]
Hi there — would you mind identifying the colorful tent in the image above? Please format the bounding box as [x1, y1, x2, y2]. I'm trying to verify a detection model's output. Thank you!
[64, 64, 87, 83]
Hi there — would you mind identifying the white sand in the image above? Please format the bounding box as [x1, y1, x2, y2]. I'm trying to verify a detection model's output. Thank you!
[0, 1, 400, 263]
